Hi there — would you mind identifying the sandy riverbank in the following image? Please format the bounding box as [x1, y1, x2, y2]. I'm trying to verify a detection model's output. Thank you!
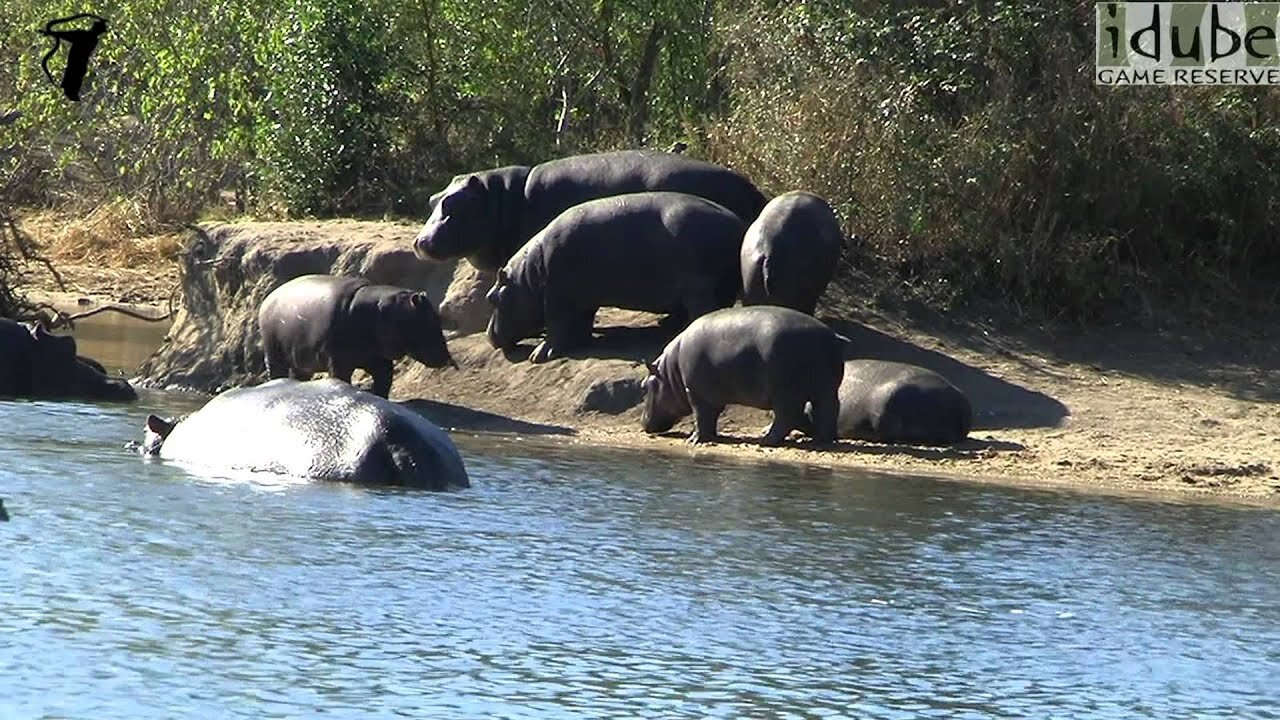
[16, 220, 1280, 506]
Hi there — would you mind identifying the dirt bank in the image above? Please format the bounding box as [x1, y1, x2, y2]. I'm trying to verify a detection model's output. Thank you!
[20, 220, 1280, 505]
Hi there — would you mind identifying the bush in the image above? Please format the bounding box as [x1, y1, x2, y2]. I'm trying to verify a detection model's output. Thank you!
[2, 0, 1277, 322]
[707, 1, 1280, 321]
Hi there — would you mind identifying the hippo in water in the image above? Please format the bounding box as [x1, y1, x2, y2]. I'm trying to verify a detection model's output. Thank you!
[817, 360, 972, 445]
[486, 192, 745, 363]
[641, 306, 847, 446]
[258, 274, 455, 399]
[740, 191, 844, 316]
[141, 378, 469, 490]
[414, 150, 766, 272]
[0, 318, 135, 402]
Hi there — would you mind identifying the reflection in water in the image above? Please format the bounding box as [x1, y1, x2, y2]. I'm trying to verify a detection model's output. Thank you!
[1, 397, 1278, 719]
[56, 310, 171, 375]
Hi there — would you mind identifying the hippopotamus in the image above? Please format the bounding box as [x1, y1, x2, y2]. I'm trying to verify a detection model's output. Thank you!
[258, 274, 455, 399]
[0, 318, 135, 402]
[821, 360, 972, 445]
[641, 306, 846, 446]
[414, 150, 766, 271]
[486, 192, 745, 363]
[740, 191, 844, 316]
[141, 378, 469, 490]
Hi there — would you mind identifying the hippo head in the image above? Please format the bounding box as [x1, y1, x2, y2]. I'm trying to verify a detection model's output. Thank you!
[414, 175, 494, 262]
[141, 414, 177, 455]
[377, 291, 456, 369]
[485, 268, 542, 350]
[25, 324, 135, 401]
[640, 360, 690, 434]
[71, 358, 138, 402]
[29, 322, 77, 370]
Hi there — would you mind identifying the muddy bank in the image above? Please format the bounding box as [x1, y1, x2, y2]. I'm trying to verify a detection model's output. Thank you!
[129, 220, 1280, 505]
[135, 221, 458, 391]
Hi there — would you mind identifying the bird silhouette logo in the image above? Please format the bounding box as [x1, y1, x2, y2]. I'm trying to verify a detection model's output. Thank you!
[40, 13, 109, 102]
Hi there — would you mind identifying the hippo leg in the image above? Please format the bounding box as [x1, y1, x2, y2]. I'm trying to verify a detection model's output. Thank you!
[366, 359, 394, 399]
[530, 308, 595, 364]
[760, 400, 808, 447]
[689, 398, 723, 445]
[328, 359, 355, 387]
[679, 287, 721, 324]
[657, 307, 688, 334]
[805, 390, 840, 446]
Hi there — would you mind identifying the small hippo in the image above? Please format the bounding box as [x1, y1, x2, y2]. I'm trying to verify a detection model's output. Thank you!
[141, 378, 469, 489]
[487, 192, 745, 364]
[415, 151, 766, 272]
[823, 360, 972, 445]
[740, 191, 844, 316]
[258, 274, 455, 399]
[0, 319, 135, 402]
[641, 306, 846, 446]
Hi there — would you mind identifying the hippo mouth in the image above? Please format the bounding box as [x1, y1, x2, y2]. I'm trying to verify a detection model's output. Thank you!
[89, 379, 139, 403]
[413, 217, 457, 261]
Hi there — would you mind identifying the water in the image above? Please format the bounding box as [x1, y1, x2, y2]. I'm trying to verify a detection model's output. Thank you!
[2, 319, 1279, 718]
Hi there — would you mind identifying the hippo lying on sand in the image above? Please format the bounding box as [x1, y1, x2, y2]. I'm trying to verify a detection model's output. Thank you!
[0, 319, 135, 402]
[259, 274, 455, 399]
[486, 192, 745, 364]
[142, 378, 469, 490]
[818, 360, 972, 445]
[415, 150, 766, 271]
[740, 191, 844, 316]
[641, 306, 847, 446]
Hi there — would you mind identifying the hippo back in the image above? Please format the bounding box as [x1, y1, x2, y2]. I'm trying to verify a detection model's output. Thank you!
[160, 378, 468, 489]
[509, 192, 745, 314]
[837, 360, 971, 445]
[520, 151, 767, 245]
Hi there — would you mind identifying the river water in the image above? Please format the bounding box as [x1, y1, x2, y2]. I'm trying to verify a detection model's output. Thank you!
[2, 318, 1279, 718]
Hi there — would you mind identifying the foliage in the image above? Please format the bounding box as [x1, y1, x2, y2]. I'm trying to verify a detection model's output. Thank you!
[2, 0, 1279, 322]
[708, 0, 1280, 321]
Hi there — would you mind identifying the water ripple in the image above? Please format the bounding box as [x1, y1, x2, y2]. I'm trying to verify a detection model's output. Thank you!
[0, 399, 1278, 718]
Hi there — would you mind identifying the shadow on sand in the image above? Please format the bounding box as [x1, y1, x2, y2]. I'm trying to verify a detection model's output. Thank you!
[400, 398, 576, 436]
[651, 430, 1026, 461]
[824, 318, 1069, 431]
[492, 309, 1070, 433]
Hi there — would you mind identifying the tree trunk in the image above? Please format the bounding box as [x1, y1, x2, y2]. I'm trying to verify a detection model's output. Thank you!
[627, 21, 666, 146]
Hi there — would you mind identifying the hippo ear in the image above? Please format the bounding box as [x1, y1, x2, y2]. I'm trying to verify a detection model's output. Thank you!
[145, 414, 176, 438]
[409, 292, 430, 309]
[644, 359, 659, 376]
[464, 174, 483, 191]
[496, 268, 508, 286]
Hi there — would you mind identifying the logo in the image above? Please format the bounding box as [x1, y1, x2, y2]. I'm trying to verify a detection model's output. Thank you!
[1097, 3, 1280, 85]
[40, 13, 109, 101]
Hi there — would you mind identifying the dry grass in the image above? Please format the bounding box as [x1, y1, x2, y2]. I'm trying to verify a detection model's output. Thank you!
[20, 198, 184, 271]
[15, 200, 185, 305]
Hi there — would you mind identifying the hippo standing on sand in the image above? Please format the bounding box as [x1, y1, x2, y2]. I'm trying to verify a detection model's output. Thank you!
[414, 150, 767, 271]
[0, 318, 136, 402]
[641, 306, 846, 446]
[821, 360, 972, 445]
[740, 191, 844, 316]
[486, 192, 745, 364]
[141, 378, 469, 490]
[258, 274, 455, 399]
